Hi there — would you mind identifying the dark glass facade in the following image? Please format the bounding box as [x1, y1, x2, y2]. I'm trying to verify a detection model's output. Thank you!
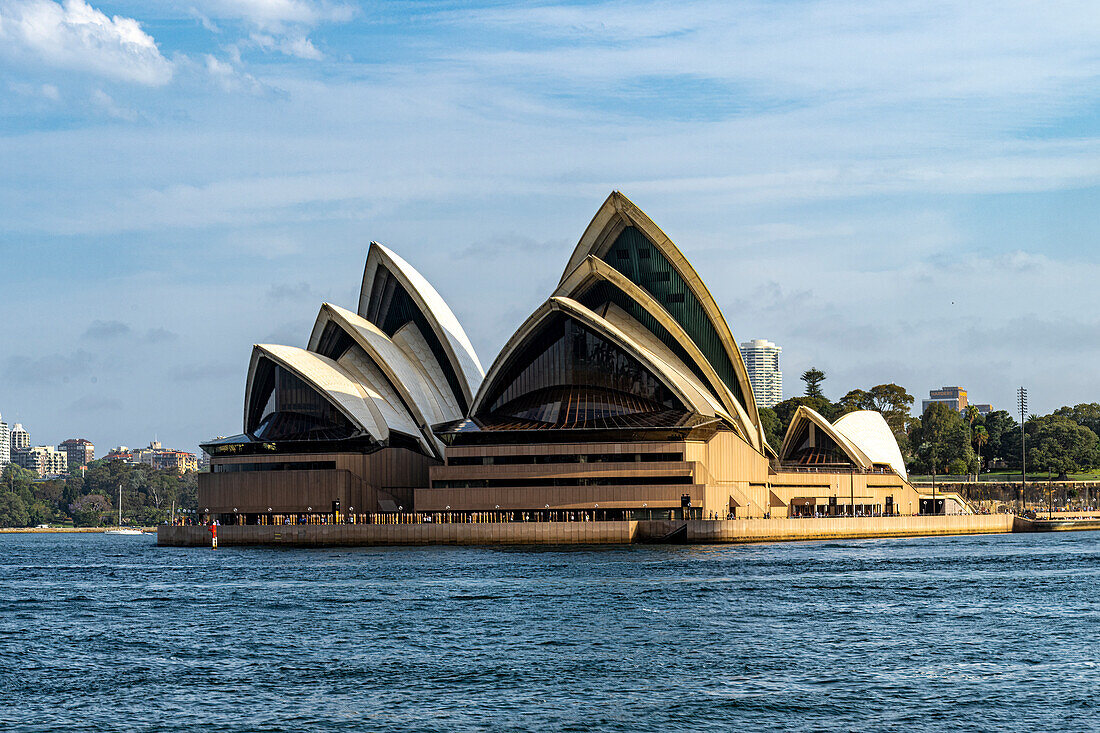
[575, 279, 720, 406]
[212, 460, 337, 473]
[600, 226, 748, 411]
[247, 359, 361, 442]
[479, 314, 682, 427]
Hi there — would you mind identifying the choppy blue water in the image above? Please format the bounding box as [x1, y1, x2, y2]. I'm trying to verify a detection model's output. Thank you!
[2, 532, 1099, 732]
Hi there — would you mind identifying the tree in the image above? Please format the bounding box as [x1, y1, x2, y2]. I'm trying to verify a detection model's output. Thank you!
[909, 402, 973, 474]
[982, 410, 1017, 464]
[758, 407, 784, 451]
[2, 464, 38, 506]
[1053, 403, 1100, 436]
[1026, 416, 1100, 478]
[0, 494, 29, 528]
[868, 384, 915, 450]
[973, 425, 989, 471]
[801, 368, 826, 398]
[837, 389, 874, 414]
[773, 396, 835, 437]
[70, 494, 111, 527]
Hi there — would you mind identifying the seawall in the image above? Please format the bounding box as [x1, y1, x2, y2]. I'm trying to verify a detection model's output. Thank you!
[158, 514, 1016, 547]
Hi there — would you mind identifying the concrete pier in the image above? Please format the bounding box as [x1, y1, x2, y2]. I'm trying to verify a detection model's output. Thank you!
[158, 514, 1017, 547]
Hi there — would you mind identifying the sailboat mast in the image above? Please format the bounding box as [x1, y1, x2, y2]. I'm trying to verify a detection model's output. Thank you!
[118, 484, 122, 527]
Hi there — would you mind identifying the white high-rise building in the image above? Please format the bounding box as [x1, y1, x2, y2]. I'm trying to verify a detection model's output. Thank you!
[10, 423, 29, 451]
[740, 338, 783, 409]
[0, 413, 9, 470]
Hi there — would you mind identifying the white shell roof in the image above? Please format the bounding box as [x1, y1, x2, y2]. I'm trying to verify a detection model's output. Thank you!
[556, 191, 760, 430]
[832, 410, 909, 479]
[308, 303, 464, 457]
[554, 254, 761, 450]
[358, 242, 484, 408]
[249, 344, 390, 443]
[779, 405, 872, 469]
[470, 296, 725, 420]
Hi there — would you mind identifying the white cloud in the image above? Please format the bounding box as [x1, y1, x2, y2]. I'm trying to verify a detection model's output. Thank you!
[9, 80, 61, 99]
[206, 0, 345, 27]
[0, 0, 173, 85]
[90, 88, 137, 120]
[204, 53, 265, 92]
[249, 31, 322, 59]
[193, 0, 351, 59]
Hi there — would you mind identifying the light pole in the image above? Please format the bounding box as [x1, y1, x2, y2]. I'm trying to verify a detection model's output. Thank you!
[1018, 386, 1028, 514]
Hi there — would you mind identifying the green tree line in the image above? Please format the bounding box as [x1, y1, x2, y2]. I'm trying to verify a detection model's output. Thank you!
[759, 368, 1100, 478]
[0, 459, 197, 528]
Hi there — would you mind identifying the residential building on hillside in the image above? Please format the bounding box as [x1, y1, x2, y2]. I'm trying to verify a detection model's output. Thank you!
[106, 447, 135, 463]
[740, 339, 782, 408]
[10, 424, 29, 452]
[16, 446, 68, 477]
[152, 450, 198, 474]
[0, 413, 9, 470]
[110, 441, 199, 474]
[58, 438, 95, 471]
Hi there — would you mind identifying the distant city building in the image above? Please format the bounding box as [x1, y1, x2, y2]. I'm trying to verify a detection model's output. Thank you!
[0, 413, 9, 470]
[152, 450, 198, 474]
[114, 440, 198, 474]
[922, 386, 967, 413]
[922, 387, 993, 416]
[16, 446, 68, 477]
[740, 339, 783, 408]
[58, 438, 95, 471]
[10, 423, 29, 452]
[106, 446, 135, 463]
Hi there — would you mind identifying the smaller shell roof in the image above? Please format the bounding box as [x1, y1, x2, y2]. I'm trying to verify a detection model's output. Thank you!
[248, 344, 389, 444]
[831, 410, 908, 479]
[779, 405, 872, 469]
[358, 242, 484, 408]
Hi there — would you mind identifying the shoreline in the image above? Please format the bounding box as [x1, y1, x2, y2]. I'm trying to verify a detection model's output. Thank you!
[0, 527, 158, 534]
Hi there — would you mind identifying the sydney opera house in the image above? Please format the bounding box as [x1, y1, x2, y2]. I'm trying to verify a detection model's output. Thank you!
[200, 192, 931, 523]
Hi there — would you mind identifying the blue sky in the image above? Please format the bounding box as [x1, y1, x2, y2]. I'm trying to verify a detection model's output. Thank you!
[2, 0, 1100, 454]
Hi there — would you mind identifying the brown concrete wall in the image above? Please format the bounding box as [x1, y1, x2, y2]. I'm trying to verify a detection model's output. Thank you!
[159, 514, 1016, 547]
[414, 483, 705, 511]
[198, 469, 360, 515]
[201, 447, 436, 513]
[680, 514, 1014, 543]
[158, 521, 639, 547]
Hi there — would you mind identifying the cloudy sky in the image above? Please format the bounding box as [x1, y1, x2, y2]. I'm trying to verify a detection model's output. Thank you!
[2, 0, 1099, 454]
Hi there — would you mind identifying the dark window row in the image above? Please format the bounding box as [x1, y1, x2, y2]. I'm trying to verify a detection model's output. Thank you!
[448, 452, 683, 466]
[213, 461, 337, 473]
[432, 475, 694, 489]
[484, 314, 679, 420]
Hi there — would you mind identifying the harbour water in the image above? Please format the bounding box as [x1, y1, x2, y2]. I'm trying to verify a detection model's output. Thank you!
[2, 531, 1099, 731]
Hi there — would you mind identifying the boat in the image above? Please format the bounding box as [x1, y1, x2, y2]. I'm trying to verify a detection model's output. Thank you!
[104, 484, 147, 535]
